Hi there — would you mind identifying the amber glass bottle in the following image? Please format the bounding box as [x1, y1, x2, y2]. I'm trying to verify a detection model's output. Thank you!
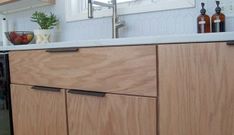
[197, 3, 210, 33]
[212, 1, 225, 32]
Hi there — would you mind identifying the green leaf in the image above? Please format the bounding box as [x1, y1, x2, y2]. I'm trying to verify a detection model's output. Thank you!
[31, 11, 59, 29]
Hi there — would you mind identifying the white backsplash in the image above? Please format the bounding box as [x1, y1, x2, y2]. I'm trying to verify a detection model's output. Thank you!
[3, 0, 234, 42]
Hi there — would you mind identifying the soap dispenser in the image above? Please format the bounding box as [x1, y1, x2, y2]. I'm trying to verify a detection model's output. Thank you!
[212, 1, 225, 32]
[197, 3, 210, 33]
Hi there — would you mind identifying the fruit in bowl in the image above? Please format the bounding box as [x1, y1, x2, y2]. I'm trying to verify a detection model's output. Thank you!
[5, 31, 34, 45]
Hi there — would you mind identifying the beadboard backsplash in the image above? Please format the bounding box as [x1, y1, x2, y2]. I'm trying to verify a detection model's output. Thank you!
[3, 0, 234, 41]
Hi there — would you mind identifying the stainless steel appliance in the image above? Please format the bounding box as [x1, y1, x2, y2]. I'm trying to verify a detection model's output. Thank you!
[0, 52, 13, 135]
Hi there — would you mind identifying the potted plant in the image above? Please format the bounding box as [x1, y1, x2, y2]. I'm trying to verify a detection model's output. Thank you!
[31, 11, 59, 44]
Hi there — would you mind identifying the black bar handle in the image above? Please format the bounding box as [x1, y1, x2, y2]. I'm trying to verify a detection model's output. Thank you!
[46, 48, 79, 53]
[31, 86, 61, 92]
[227, 42, 234, 45]
[68, 89, 106, 97]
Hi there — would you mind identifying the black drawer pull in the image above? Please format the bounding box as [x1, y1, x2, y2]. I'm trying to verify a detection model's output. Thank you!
[227, 42, 234, 45]
[46, 48, 79, 53]
[31, 86, 61, 92]
[68, 90, 106, 97]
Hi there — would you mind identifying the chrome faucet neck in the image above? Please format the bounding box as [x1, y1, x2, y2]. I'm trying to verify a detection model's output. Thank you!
[88, 0, 125, 38]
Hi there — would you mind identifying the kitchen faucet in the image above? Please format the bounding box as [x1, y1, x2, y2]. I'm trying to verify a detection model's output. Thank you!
[88, 0, 125, 38]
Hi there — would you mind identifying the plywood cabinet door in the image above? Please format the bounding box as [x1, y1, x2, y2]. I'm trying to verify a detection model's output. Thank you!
[67, 90, 157, 135]
[11, 84, 67, 135]
[159, 42, 234, 135]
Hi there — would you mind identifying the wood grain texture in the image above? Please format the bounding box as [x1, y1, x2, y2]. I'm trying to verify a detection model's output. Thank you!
[0, 0, 15, 5]
[159, 42, 234, 135]
[11, 84, 67, 135]
[9, 46, 157, 97]
[67, 91, 157, 135]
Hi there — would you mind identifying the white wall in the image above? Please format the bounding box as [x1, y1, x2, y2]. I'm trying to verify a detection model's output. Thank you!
[5, 0, 234, 41]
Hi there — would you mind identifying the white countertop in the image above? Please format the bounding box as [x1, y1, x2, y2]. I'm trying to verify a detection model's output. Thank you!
[1, 32, 234, 51]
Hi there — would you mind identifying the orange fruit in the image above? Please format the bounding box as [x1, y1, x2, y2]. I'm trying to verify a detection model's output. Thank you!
[27, 34, 33, 41]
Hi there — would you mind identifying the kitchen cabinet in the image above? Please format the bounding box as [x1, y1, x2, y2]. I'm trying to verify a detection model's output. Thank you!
[9, 42, 234, 135]
[158, 42, 234, 135]
[10, 84, 156, 135]
[11, 84, 67, 135]
[67, 90, 157, 135]
[0, 0, 55, 14]
[9, 45, 157, 135]
[9, 46, 157, 97]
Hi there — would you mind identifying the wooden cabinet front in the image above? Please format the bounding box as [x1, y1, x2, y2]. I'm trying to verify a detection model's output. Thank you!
[158, 42, 234, 135]
[11, 84, 67, 135]
[9, 46, 157, 97]
[67, 90, 157, 135]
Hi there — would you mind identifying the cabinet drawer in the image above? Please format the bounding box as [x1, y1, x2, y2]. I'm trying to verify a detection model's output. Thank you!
[11, 84, 67, 135]
[9, 46, 157, 97]
[67, 90, 157, 135]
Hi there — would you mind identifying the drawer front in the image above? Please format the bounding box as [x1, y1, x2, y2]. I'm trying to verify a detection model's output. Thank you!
[9, 46, 157, 97]
[67, 90, 157, 135]
[11, 84, 67, 135]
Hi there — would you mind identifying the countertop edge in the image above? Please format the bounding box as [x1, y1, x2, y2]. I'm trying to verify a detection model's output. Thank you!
[1, 32, 234, 51]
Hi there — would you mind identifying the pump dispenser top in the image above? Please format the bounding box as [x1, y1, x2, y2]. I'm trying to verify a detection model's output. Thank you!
[215, 1, 221, 14]
[200, 3, 206, 15]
